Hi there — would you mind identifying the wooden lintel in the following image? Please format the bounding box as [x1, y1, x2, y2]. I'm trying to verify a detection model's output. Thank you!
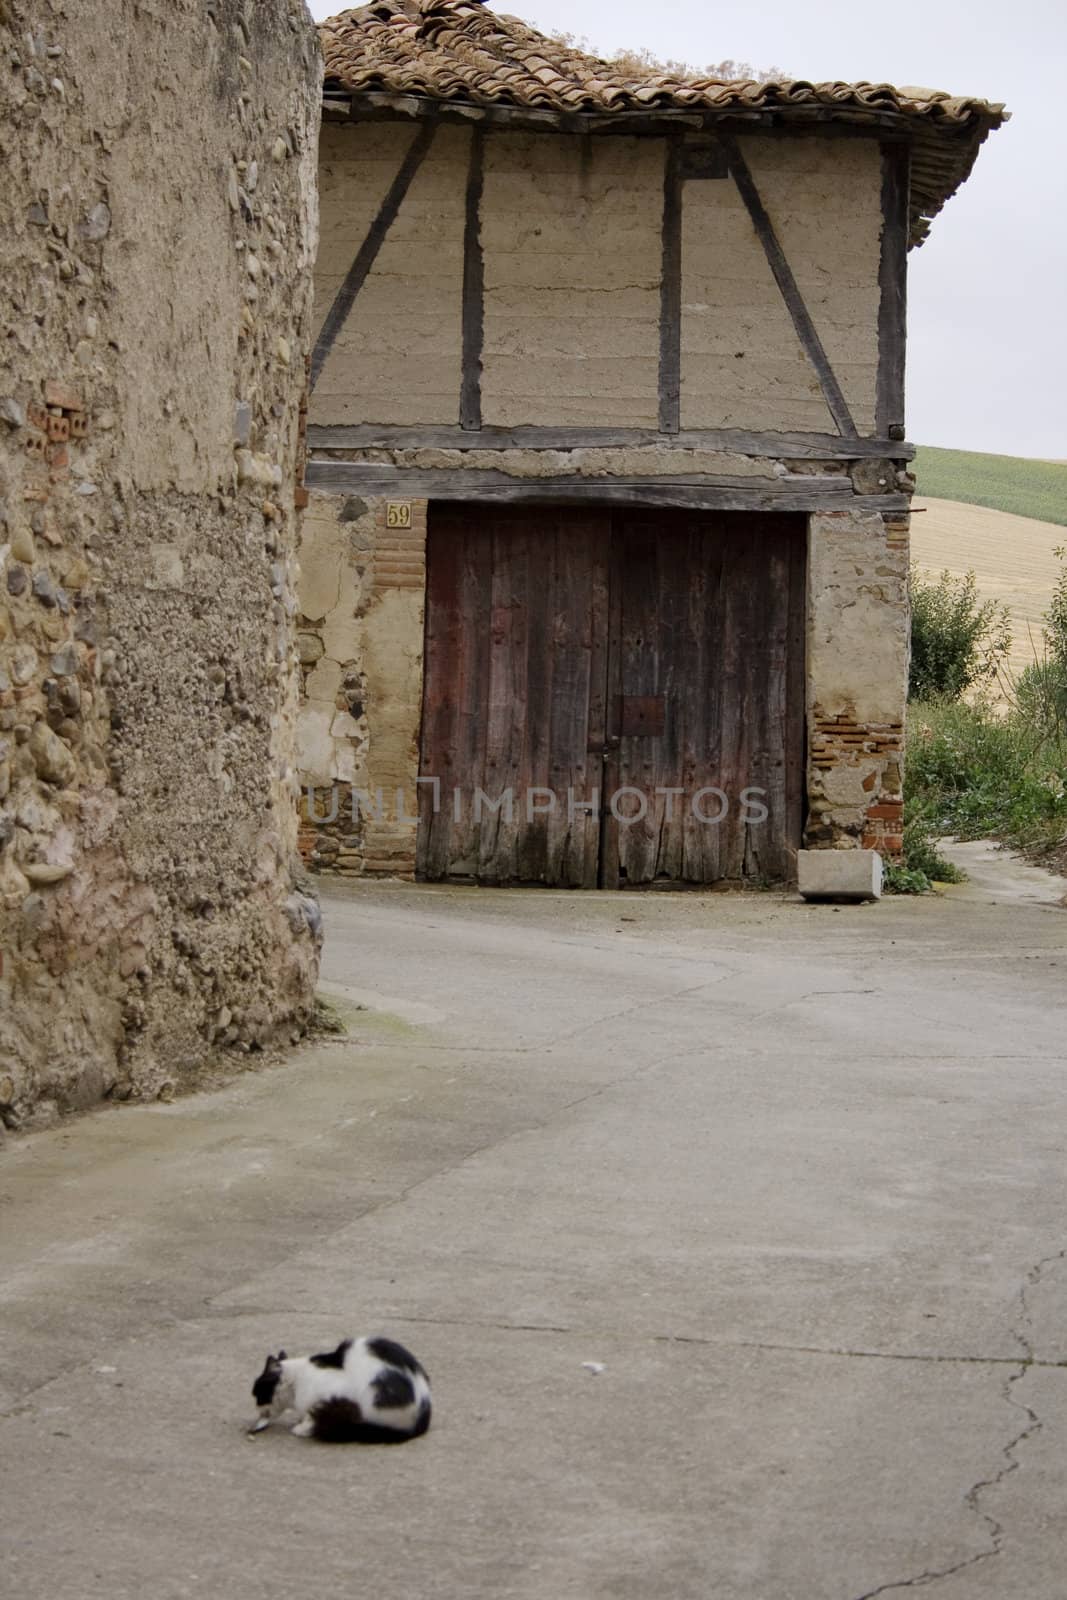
[876, 142, 910, 438]
[309, 121, 437, 391]
[659, 137, 683, 434]
[305, 460, 910, 514]
[306, 423, 916, 461]
[460, 126, 486, 431]
[718, 133, 859, 439]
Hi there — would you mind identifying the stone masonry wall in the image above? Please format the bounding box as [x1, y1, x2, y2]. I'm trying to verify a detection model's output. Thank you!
[296, 492, 426, 878]
[805, 509, 910, 854]
[0, 0, 323, 1128]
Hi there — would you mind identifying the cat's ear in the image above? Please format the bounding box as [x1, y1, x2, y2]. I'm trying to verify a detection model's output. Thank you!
[277, 1350, 287, 1362]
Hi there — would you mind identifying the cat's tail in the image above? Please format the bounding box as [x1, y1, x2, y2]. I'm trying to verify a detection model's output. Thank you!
[310, 1396, 431, 1444]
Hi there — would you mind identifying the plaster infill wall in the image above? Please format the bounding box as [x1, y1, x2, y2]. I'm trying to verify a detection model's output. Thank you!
[311, 124, 667, 432]
[480, 132, 665, 428]
[297, 493, 426, 878]
[309, 124, 885, 440]
[312, 122, 469, 426]
[806, 509, 910, 853]
[0, 0, 322, 1128]
[681, 136, 883, 435]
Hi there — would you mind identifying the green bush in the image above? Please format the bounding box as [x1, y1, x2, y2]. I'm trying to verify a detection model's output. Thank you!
[1008, 547, 1067, 736]
[909, 568, 1012, 701]
[901, 550, 1067, 880]
[1014, 658, 1067, 737]
[1048, 546, 1067, 668]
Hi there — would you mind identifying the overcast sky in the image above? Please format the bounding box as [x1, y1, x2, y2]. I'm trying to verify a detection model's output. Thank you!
[309, 0, 1066, 460]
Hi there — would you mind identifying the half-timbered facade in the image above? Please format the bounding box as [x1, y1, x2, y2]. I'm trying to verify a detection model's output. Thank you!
[297, 0, 1005, 889]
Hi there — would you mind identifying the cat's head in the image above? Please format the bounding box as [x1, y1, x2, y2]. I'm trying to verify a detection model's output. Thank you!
[252, 1350, 288, 1410]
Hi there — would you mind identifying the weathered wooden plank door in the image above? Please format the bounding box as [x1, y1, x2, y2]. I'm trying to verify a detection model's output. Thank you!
[419, 504, 805, 886]
[600, 512, 806, 886]
[418, 505, 610, 886]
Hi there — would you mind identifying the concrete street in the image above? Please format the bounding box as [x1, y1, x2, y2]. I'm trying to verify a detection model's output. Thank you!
[2, 861, 1066, 1599]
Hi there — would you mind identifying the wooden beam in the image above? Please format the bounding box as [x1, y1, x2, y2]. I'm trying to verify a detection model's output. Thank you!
[718, 133, 859, 439]
[305, 460, 909, 514]
[876, 142, 910, 438]
[309, 121, 438, 391]
[460, 127, 486, 431]
[659, 137, 683, 434]
[307, 423, 916, 460]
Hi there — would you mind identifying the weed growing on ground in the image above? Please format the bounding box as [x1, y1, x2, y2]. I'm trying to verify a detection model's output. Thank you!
[892, 543, 1067, 890]
[882, 808, 966, 894]
[906, 697, 1067, 865]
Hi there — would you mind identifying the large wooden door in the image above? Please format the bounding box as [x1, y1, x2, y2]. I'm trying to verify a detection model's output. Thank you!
[602, 514, 806, 886]
[418, 504, 805, 887]
[418, 506, 610, 887]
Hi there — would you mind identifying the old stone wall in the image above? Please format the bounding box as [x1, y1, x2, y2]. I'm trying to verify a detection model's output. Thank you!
[805, 509, 910, 853]
[297, 492, 426, 878]
[0, 0, 322, 1128]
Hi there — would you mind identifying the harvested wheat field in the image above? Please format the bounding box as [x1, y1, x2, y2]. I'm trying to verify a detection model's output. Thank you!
[911, 496, 1064, 681]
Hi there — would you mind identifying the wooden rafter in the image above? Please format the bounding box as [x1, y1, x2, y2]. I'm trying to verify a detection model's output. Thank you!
[328, 90, 918, 141]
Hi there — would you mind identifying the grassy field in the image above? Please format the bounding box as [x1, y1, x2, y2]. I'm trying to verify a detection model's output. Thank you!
[913, 445, 1067, 527]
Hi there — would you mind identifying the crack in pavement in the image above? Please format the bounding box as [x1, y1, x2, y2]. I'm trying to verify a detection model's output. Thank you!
[537, 969, 736, 1051]
[9, 1294, 1067, 1428]
[850, 1247, 1067, 1600]
[180, 1307, 1067, 1373]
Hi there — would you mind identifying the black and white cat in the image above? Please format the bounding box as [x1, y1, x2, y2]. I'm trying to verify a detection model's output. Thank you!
[250, 1336, 432, 1444]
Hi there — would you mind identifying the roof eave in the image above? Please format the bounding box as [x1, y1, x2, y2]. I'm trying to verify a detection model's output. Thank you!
[322, 86, 1006, 249]
[324, 84, 922, 136]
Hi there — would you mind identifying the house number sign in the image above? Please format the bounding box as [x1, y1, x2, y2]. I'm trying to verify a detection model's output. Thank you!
[386, 501, 412, 529]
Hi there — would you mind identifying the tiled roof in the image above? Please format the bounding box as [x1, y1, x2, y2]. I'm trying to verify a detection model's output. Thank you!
[319, 0, 1007, 245]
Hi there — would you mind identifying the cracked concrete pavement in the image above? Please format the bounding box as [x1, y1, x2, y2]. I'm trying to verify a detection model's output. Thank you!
[2, 869, 1066, 1599]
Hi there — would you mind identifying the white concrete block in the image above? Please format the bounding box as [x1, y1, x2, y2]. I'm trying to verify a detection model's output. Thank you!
[797, 849, 883, 903]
